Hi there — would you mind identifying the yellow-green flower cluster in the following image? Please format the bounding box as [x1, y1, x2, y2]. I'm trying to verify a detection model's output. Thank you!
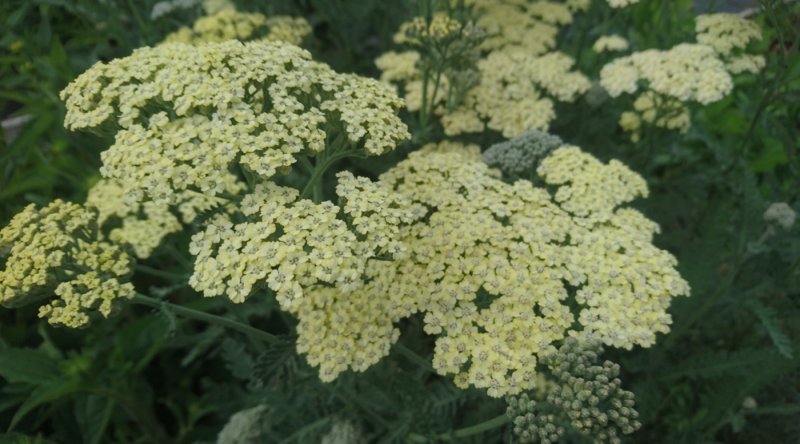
[696, 13, 765, 74]
[506, 338, 641, 444]
[86, 179, 182, 258]
[593, 35, 629, 53]
[0, 200, 134, 328]
[292, 142, 688, 396]
[163, 9, 312, 46]
[61, 40, 409, 206]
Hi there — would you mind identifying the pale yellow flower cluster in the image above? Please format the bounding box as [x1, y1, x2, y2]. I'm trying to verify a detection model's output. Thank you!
[696, 13, 765, 74]
[593, 35, 629, 53]
[600, 44, 732, 104]
[293, 142, 688, 396]
[61, 40, 409, 206]
[467, 0, 571, 54]
[87, 179, 182, 258]
[163, 9, 312, 46]
[377, 2, 590, 138]
[0, 201, 134, 328]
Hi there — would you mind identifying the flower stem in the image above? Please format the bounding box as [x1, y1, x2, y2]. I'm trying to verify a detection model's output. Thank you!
[130, 293, 279, 344]
[406, 413, 511, 442]
[300, 150, 355, 201]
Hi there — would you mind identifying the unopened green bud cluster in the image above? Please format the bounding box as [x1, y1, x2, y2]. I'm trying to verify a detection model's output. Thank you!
[482, 129, 564, 176]
[506, 338, 641, 444]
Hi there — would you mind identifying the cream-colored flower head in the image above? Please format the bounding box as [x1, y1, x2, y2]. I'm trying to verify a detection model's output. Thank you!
[445, 49, 590, 137]
[163, 9, 312, 46]
[696, 13, 762, 57]
[0, 200, 134, 327]
[593, 35, 629, 53]
[466, 0, 573, 54]
[188, 178, 421, 306]
[292, 142, 689, 396]
[696, 13, 765, 75]
[600, 43, 733, 105]
[61, 40, 409, 206]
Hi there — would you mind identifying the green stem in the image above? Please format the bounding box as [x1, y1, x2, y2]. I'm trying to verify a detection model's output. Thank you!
[395, 344, 436, 373]
[407, 414, 511, 442]
[130, 294, 279, 344]
[419, 68, 431, 129]
[300, 150, 355, 201]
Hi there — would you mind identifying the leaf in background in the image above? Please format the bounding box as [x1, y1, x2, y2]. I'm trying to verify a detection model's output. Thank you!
[0, 432, 57, 444]
[9, 378, 80, 430]
[658, 348, 781, 381]
[220, 338, 256, 382]
[0, 349, 61, 385]
[746, 299, 794, 359]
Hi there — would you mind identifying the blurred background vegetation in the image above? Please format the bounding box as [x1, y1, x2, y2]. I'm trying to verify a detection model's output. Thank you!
[0, 0, 798, 442]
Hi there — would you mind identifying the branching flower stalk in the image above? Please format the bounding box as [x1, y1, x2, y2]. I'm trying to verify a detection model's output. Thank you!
[130, 293, 280, 344]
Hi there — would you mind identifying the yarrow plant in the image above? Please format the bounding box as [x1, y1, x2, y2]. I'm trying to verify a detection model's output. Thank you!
[8, 0, 769, 441]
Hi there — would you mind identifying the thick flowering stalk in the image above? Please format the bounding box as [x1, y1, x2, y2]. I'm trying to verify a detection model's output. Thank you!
[292, 141, 689, 396]
[0, 201, 134, 327]
[60, 40, 409, 209]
